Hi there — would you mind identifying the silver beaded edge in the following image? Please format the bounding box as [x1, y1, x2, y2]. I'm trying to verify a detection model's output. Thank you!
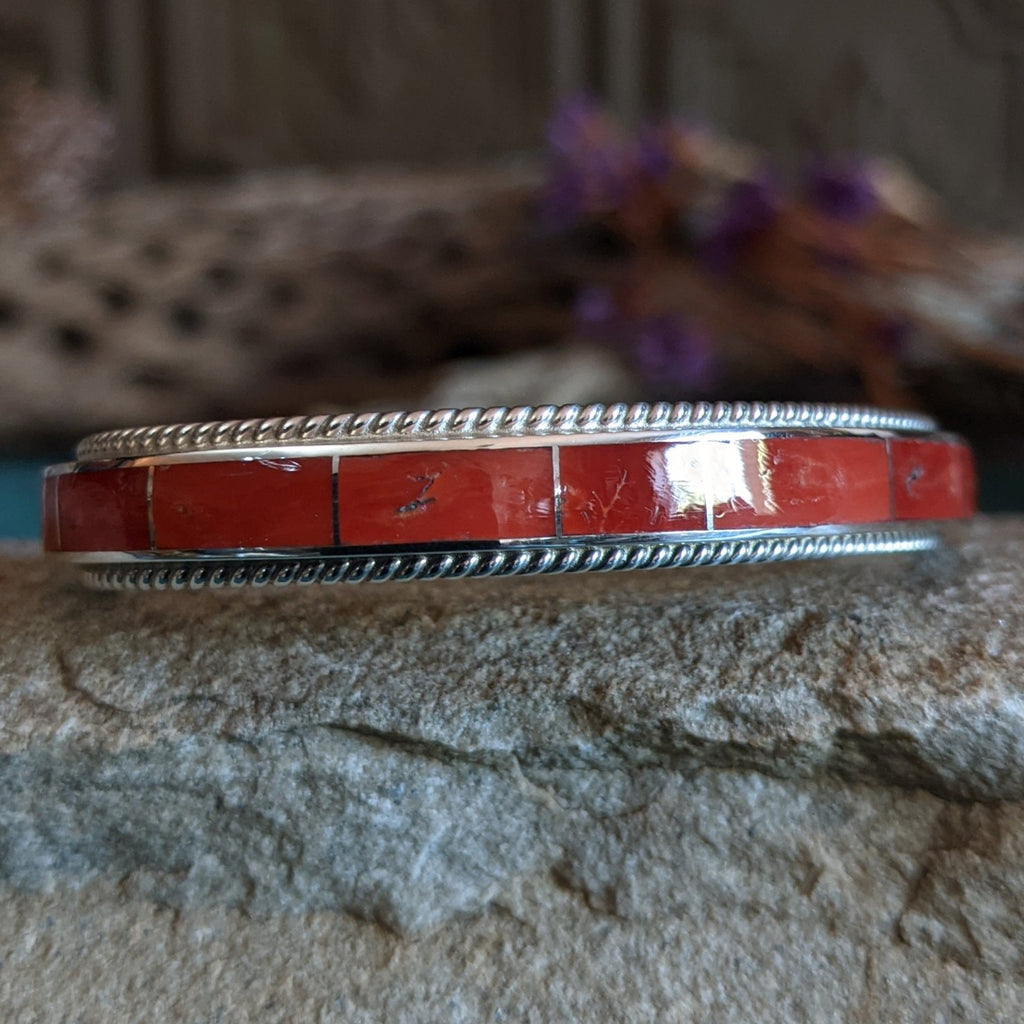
[75, 402, 939, 461]
[77, 528, 941, 590]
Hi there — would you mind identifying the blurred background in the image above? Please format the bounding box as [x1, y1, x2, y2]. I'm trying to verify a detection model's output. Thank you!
[2, 0, 1024, 537]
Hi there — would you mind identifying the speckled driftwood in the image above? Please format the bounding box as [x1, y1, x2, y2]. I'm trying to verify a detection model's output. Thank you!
[0, 166, 582, 443]
[2, 519, 1024, 1021]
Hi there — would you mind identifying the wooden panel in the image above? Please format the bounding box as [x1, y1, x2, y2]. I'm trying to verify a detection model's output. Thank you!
[2, 0, 1024, 222]
[158, 0, 553, 172]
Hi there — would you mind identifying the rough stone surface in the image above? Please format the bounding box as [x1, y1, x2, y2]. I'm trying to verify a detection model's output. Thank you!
[4, 518, 1024, 1021]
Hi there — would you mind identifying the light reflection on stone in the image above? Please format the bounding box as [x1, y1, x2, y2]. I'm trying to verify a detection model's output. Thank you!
[661, 440, 769, 522]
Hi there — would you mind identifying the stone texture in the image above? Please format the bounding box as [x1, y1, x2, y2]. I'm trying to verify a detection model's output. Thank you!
[4, 519, 1024, 1020]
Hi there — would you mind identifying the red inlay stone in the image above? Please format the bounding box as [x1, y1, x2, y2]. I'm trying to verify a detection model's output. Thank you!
[152, 458, 333, 550]
[559, 442, 706, 536]
[336, 447, 554, 545]
[712, 437, 891, 530]
[41, 475, 61, 552]
[890, 440, 976, 521]
[957, 443, 979, 516]
[57, 465, 150, 552]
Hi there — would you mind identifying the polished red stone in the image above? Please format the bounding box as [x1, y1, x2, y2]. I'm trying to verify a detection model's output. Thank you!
[152, 458, 334, 550]
[559, 442, 707, 536]
[890, 440, 976, 521]
[956, 443, 979, 516]
[56, 465, 150, 552]
[711, 437, 891, 529]
[336, 447, 554, 545]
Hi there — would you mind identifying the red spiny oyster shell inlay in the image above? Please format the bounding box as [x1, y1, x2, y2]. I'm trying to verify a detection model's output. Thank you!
[55, 465, 150, 552]
[152, 458, 334, 550]
[711, 437, 891, 529]
[336, 447, 555, 545]
[559, 442, 707, 536]
[890, 440, 976, 520]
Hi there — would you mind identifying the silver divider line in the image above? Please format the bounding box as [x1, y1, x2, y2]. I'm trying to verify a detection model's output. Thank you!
[701, 444, 715, 532]
[884, 438, 896, 520]
[331, 455, 341, 546]
[551, 445, 563, 538]
[146, 465, 156, 551]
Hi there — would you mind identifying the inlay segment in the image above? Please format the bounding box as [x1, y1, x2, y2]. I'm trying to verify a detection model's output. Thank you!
[559, 442, 706, 536]
[711, 437, 891, 529]
[152, 458, 334, 550]
[335, 447, 555, 545]
[890, 440, 976, 521]
[56, 465, 150, 552]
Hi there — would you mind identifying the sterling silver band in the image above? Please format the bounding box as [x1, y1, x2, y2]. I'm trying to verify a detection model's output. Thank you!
[75, 401, 937, 461]
[75, 527, 941, 591]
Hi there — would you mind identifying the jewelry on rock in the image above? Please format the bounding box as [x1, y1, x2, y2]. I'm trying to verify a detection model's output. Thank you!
[42, 402, 975, 589]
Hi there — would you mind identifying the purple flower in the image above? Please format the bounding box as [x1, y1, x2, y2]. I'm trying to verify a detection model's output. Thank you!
[634, 124, 674, 181]
[574, 285, 621, 341]
[540, 95, 633, 229]
[538, 153, 632, 229]
[545, 93, 606, 159]
[632, 315, 718, 392]
[804, 156, 877, 222]
[698, 172, 780, 274]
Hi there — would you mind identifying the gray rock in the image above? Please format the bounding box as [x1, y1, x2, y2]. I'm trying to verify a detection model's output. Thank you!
[4, 518, 1024, 1020]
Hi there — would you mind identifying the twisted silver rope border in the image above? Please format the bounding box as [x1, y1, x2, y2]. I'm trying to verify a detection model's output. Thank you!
[75, 402, 938, 461]
[77, 528, 941, 590]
